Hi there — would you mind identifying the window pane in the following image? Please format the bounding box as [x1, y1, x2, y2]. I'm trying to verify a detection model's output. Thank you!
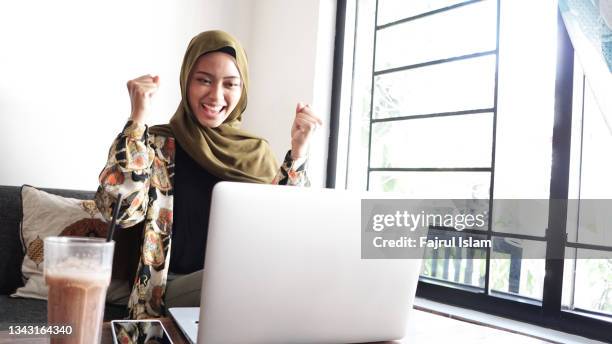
[370, 114, 493, 168]
[491, 199, 548, 237]
[421, 228, 487, 288]
[377, 0, 474, 26]
[566, 83, 612, 247]
[562, 252, 576, 312]
[568, 249, 612, 315]
[490, 238, 545, 300]
[572, 200, 612, 247]
[572, 83, 612, 199]
[344, 0, 376, 190]
[491, 0, 556, 199]
[563, 249, 612, 316]
[369, 171, 490, 199]
[373, 55, 496, 119]
[376, 0, 497, 71]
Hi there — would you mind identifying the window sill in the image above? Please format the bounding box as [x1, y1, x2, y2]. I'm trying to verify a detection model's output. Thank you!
[413, 297, 606, 344]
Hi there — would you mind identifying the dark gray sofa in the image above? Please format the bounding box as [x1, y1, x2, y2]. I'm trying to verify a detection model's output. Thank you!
[0, 185, 127, 329]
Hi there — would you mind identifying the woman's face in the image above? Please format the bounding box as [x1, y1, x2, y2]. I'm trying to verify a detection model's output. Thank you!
[188, 51, 242, 128]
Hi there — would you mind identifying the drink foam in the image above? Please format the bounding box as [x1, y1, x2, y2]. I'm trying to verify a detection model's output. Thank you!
[45, 256, 111, 284]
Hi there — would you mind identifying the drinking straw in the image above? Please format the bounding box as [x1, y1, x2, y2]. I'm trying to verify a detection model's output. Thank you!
[106, 193, 123, 242]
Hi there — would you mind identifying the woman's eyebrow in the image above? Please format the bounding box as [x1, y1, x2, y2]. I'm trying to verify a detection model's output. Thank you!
[194, 71, 240, 79]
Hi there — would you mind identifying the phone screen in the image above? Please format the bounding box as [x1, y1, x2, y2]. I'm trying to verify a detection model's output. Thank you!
[111, 320, 173, 344]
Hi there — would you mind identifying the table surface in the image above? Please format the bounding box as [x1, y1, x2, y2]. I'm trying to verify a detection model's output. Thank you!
[0, 318, 189, 344]
[0, 309, 552, 344]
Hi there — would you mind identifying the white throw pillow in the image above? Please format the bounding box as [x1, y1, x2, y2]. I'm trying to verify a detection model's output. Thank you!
[12, 185, 109, 299]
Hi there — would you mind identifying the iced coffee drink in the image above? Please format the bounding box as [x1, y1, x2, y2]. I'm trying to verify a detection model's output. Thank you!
[44, 237, 114, 344]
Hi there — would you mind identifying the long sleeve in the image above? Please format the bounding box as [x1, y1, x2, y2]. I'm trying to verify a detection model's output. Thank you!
[95, 120, 155, 228]
[272, 150, 311, 186]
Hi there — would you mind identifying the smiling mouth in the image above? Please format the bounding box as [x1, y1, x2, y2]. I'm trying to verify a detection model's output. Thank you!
[200, 103, 226, 118]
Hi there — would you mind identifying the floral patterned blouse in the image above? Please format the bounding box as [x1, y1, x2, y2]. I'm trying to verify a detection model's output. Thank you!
[95, 121, 310, 319]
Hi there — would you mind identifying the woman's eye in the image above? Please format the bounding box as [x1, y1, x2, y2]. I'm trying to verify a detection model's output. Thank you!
[226, 83, 240, 88]
[198, 78, 212, 84]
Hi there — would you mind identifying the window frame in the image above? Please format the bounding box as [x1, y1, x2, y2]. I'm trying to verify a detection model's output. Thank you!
[328, 0, 612, 341]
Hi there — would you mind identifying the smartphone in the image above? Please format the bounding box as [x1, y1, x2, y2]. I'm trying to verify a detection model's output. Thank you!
[111, 319, 174, 344]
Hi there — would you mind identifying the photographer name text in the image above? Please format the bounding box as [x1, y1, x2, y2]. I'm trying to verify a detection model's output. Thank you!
[373, 236, 491, 249]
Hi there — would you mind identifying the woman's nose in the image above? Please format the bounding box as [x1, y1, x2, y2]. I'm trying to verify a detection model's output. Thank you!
[208, 83, 224, 102]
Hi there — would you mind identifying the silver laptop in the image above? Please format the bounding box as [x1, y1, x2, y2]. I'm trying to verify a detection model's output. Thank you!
[170, 182, 423, 344]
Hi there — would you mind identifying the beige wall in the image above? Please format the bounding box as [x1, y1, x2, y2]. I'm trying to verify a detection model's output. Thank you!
[0, 0, 335, 189]
[244, 0, 336, 186]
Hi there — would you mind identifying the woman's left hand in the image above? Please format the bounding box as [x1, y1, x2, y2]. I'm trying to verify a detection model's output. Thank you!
[291, 102, 323, 159]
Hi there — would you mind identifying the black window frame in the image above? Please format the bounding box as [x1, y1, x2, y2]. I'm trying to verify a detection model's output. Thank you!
[327, 0, 612, 341]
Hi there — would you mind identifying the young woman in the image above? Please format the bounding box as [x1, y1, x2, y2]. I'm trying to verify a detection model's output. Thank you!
[95, 30, 322, 319]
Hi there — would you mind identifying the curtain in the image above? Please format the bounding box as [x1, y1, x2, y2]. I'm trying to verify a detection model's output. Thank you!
[558, 0, 612, 128]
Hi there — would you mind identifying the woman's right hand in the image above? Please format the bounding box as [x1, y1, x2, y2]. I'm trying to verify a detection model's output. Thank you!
[127, 75, 160, 124]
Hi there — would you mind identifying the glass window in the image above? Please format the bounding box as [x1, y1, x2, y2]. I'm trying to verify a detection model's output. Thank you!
[376, 0, 474, 26]
[337, 0, 612, 330]
[369, 171, 490, 198]
[370, 114, 493, 168]
[490, 238, 546, 300]
[373, 56, 496, 119]
[563, 73, 612, 317]
[563, 249, 612, 316]
[376, 0, 497, 70]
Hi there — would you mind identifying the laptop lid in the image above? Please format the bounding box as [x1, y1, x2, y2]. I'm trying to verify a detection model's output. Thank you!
[198, 182, 422, 343]
[168, 307, 199, 344]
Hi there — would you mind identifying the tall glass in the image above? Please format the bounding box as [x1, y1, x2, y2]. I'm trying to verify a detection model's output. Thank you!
[44, 237, 114, 344]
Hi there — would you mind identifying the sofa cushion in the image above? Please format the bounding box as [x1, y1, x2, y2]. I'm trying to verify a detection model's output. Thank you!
[0, 185, 96, 295]
[13, 185, 109, 299]
[0, 295, 127, 330]
[0, 220, 23, 294]
[0, 186, 28, 294]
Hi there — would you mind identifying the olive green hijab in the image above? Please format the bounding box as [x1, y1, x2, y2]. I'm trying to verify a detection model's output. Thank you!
[150, 30, 278, 183]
